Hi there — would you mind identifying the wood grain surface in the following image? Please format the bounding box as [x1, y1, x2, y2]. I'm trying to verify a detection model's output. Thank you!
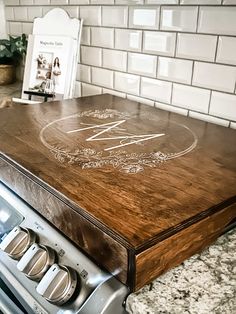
[0, 94, 236, 291]
[135, 203, 236, 290]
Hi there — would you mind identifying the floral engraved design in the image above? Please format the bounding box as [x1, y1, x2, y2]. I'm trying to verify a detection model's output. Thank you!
[40, 108, 198, 174]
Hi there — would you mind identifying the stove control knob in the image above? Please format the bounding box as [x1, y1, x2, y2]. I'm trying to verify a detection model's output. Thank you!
[36, 264, 78, 305]
[0, 226, 37, 260]
[17, 243, 56, 281]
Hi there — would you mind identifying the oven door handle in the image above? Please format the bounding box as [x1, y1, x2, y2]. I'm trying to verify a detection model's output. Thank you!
[0, 287, 25, 314]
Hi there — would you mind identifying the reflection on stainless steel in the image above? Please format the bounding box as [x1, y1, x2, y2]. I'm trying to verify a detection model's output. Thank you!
[0, 182, 129, 313]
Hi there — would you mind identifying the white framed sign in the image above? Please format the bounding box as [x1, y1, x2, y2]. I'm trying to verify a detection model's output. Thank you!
[21, 8, 82, 102]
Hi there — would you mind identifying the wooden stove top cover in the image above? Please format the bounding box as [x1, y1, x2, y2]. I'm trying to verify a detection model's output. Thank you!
[0, 94, 236, 250]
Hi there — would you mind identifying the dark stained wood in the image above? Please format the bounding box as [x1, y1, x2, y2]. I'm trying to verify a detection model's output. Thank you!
[0, 157, 128, 285]
[135, 203, 236, 291]
[0, 94, 236, 291]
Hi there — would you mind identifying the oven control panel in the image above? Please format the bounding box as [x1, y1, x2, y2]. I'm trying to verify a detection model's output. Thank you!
[0, 182, 128, 314]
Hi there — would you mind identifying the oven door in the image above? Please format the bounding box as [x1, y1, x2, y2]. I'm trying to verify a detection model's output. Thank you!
[0, 276, 29, 314]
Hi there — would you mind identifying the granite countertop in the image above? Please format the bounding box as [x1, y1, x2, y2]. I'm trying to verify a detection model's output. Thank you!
[126, 228, 236, 314]
[1, 83, 235, 314]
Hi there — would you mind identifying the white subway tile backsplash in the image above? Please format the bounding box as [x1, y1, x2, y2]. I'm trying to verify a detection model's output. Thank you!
[230, 122, 236, 129]
[115, 72, 140, 95]
[69, 0, 89, 3]
[81, 83, 102, 97]
[81, 27, 90, 45]
[76, 64, 91, 83]
[34, 0, 50, 4]
[116, 0, 143, 3]
[74, 81, 81, 97]
[128, 53, 157, 77]
[223, 0, 236, 3]
[13, 7, 27, 21]
[180, 0, 221, 4]
[115, 29, 142, 52]
[4, 7, 14, 20]
[5, 0, 236, 127]
[176, 34, 217, 62]
[158, 57, 193, 84]
[103, 49, 127, 71]
[62, 6, 79, 18]
[9, 22, 23, 35]
[189, 111, 230, 127]
[27, 7, 43, 21]
[102, 6, 128, 28]
[20, 0, 34, 5]
[80, 6, 101, 26]
[141, 77, 172, 103]
[22, 22, 33, 35]
[216, 37, 236, 66]
[210, 92, 236, 121]
[92, 67, 113, 88]
[4, 0, 19, 4]
[51, 0, 68, 4]
[127, 94, 154, 106]
[161, 6, 198, 32]
[91, 27, 114, 48]
[155, 102, 188, 116]
[81, 46, 102, 67]
[145, 0, 178, 3]
[198, 7, 236, 36]
[42, 7, 54, 16]
[193, 62, 236, 93]
[102, 88, 126, 98]
[91, 0, 114, 3]
[143, 31, 176, 57]
[172, 84, 210, 113]
[129, 7, 159, 30]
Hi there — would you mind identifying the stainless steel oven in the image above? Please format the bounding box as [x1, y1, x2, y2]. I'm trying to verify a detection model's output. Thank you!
[0, 182, 129, 314]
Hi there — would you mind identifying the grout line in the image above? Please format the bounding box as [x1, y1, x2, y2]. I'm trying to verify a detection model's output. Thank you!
[190, 61, 195, 85]
[214, 35, 219, 62]
[158, 5, 161, 30]
[196, 5, 200, 33]
[208, 90, 213, 114]
[141, 30, 144, 53]
[156, 56, 159, 78]
[112, 28, 115, 49]
[127, 5, 130, 29]
[170, 82, 174, 105]
[100, 5, 103, 27]
[174, 32, 178, 58]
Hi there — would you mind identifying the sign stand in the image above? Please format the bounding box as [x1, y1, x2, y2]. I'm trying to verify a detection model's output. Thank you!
[20, 8, 82, 103]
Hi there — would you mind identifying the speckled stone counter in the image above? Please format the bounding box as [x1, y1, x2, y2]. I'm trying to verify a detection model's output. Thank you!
[126, 228, 236, 314]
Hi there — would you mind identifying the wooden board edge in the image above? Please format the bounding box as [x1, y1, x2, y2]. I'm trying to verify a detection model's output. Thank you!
[134, 203, 236, 291]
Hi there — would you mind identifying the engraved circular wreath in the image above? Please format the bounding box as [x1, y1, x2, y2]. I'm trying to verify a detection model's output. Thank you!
[39, 109, 198, 174]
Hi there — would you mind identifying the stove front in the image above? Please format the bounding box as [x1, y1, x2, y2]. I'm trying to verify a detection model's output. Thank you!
[0, 182, 129, 314]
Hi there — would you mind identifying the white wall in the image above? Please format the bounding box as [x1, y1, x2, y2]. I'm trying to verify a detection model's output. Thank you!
[0, 0, 6, 38]
[3, 1, 236, 129]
